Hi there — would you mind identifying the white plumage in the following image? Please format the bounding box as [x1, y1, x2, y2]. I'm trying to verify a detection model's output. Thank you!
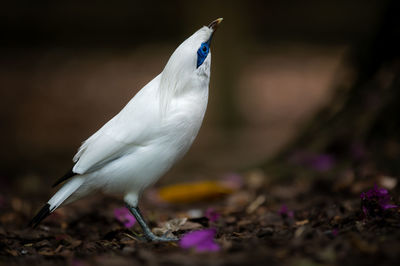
[30, 18, 223, 241]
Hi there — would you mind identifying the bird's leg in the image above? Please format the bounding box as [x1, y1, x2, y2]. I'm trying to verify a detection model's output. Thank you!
[126, 204, 178, 242]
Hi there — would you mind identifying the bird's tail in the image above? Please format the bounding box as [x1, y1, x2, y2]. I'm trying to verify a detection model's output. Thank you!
[28, 177, 84, 228]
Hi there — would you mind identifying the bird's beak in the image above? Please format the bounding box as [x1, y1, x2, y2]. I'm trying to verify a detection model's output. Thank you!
[208, 18, 223, 32]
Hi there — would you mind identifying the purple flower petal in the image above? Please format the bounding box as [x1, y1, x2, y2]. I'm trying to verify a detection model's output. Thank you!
[205, 208, 220, 222]
[278, 204, 294, 219]
[382, 203, 398, 210]
[360, 184, 398, 217]
[180, 228, 220, 252]
[114, 207, 136, 228]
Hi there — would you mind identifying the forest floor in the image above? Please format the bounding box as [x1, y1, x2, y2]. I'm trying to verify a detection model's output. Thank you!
[1, 160, 400, 266]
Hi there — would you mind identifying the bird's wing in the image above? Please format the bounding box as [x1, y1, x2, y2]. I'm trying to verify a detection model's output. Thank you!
[72, 125, 135, 174]
[71, 74, 162, 175]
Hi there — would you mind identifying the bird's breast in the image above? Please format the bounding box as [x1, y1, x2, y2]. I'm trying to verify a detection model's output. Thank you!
[161, 88, 208, 150]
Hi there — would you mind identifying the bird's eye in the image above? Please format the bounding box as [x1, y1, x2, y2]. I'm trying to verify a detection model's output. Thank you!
[197, 42, 210, 68]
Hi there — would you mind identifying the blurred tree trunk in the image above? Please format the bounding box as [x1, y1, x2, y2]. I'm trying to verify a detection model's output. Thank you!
[263, 0, 400, 175]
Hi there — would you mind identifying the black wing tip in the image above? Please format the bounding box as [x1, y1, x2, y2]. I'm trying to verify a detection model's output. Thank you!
[52, 167, 76, 187]
[28, 203, 51, 229]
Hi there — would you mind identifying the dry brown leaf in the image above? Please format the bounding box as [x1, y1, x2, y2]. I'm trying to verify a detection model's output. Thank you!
[152, 217, 201, 238]
[54, 245, 63, 253]
[38, 248, 55, 256]
[294, 226, 306, 238]
[5, 249, 18, 256]
[295, 219, 309, 226]
[68, 239, 82, 249]
[246, 195, 266, 214]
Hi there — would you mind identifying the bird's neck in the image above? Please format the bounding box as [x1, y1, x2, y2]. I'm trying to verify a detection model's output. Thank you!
[158, 71, 209, 116]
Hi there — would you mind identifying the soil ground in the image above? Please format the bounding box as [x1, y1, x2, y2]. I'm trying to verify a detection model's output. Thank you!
[1, 163, 399, 266]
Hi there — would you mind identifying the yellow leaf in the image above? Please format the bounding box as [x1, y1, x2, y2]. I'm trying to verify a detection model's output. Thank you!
[159, 181, 233, 203]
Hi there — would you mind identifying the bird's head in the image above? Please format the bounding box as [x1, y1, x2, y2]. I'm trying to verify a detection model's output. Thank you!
[160, 18, 223, 95]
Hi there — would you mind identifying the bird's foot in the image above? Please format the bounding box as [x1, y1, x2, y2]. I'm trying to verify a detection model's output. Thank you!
[144, 231, 179, 242]
[126, 205, 179, 242]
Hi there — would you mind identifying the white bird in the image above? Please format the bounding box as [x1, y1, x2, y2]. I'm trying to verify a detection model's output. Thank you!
[29, 18, 223, 242]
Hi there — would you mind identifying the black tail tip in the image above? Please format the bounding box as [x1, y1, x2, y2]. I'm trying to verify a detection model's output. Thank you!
[28, 203, 51, 229]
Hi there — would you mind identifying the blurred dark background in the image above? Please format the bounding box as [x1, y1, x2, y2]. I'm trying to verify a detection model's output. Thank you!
[0, 0, 397, 194]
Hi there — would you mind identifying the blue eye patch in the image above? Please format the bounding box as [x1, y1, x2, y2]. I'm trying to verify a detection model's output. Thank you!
[197, 41, 210, 68]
